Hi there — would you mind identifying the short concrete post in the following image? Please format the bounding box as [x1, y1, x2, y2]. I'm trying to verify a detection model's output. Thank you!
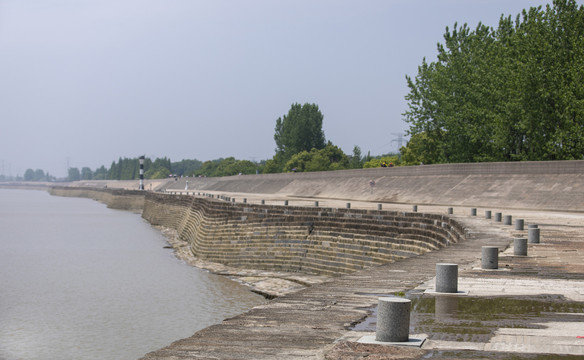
[378, 204, 382, 211]
[346, 203, 351, 209]
[481, 246, 499, 269]
[375, 297, 410, 343]
[514, 238, 528, 256]
[284, 200, 288, 206]
[412, 205, 418, 212]
[485, 210, 492, 219]
[243, 198, 247, 204]
[528, 227, 540, 244]
[504, 215, 512, 226]
[515, 219, 524, 230]
[232, 198, 235, 203]
[261, 200, 265, 205]
[470, 208, 477, 216]
[435, 263, 458, 293]
[314, 201, 319, 207]
[448, 207, 453, 215]
[494, 212, 502, 222]
[528, 224, 539, 229]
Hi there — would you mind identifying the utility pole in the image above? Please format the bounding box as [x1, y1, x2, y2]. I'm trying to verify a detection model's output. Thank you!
[391, 133, 405, 152]
[391, 133, 406, 161]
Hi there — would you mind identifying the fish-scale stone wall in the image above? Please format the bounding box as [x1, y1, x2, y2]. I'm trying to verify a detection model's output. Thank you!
[48, 186, 145, 212]
[142, 192, 467, 276]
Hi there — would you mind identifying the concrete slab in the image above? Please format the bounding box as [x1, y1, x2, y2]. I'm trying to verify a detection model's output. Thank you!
[357, 334, 427, 347]
[423, 340, 486, 351]
[455, 277, 584, 301]
[423, 289, 470, 296]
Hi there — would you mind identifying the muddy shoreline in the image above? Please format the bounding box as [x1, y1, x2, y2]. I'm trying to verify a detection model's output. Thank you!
[154, 225, 329, 299]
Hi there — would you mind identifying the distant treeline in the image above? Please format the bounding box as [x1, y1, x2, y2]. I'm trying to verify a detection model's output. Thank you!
[17, 150, 400, 182]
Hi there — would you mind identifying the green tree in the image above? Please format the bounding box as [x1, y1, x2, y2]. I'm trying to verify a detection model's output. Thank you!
[68, 167, 81, 181]
[363, 155, 400, 168]
[283, 144, 349, 172]
[403, 0, 584, 163]
[399, 132, 445, 165]
[23, 169, 35, 181]
[173, 159, 203, 176]
[274, 103, 326, 165]
[350, 145, 363, 169]
[193, 159, 222, 177]
[93, 166, 108, 180]
[145, 157, 172, 179]
[81, 167, 93, 180]
[262, 155, 283, 174]
[33, 169, 46, 181]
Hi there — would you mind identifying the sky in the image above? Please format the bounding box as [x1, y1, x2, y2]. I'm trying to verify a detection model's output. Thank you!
[0, 0, 555, 178]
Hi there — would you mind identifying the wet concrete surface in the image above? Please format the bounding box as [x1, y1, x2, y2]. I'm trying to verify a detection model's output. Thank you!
[141, 194, 584, 359]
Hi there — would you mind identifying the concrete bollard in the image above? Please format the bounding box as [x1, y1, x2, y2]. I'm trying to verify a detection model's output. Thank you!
[515, 219, 525, 230]
[528, 227, 540, 244]
[261, 200, 265, 205]
[470, 208, 477, 216]
[346, 203, 351, 209]
[514, 238, 528, 256]
[232, 198, 235, 203]
[435, 263, 458, 293]
[481, 246, 499, 269]
[448, 207, 453, 215]
[412, 205, 418, 212]
[315, 201, 319, 207]
[485, 210, 492, 219]
[284, 200, 288, 206]
[378, 204, 382, 211]
[494, 212, 502, 222]
[504, 215, 512, 226]
[243, 198, 247, 204]
[528, 224, 539, 229]
[375, 297, 410, 343]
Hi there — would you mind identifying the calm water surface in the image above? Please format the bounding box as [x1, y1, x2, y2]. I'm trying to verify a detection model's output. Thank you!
[0, 189, 265, 360]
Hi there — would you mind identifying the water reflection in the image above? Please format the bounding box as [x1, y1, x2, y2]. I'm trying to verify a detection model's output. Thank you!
[434, 296, 458, 321]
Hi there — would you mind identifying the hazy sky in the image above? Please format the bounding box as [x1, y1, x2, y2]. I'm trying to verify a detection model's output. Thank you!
[0, 0, 554, 178]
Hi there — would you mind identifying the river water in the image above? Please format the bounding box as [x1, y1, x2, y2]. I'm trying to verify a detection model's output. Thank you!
[0, 189, 266, 360]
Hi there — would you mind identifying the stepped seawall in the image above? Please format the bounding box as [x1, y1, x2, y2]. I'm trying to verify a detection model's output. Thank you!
[48, 186, 145, 212]
[141, 193, 466, 276]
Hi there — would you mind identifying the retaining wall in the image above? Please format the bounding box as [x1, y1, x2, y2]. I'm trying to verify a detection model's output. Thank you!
[142, 193, 466, 276]
[48, 186, 145, 212]
[167, 160, 584, 211]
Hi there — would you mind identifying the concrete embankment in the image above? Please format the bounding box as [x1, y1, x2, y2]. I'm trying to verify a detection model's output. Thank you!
[142, 160, 584, 359]
[168, 160, 584, 211]
[37, 161, 584, 358]
[48, 186, 146, 212]
[142, 193, 466, 276]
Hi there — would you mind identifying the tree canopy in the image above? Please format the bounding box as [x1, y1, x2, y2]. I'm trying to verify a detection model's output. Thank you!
[192, 157, 260, 177]
[283, 143, 349, 172]
[402, 0, 584, 164]
[274, 103, 326, 162]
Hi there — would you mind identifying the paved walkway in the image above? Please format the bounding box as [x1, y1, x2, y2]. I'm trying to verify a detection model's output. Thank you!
[141, 191, 584, 359]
